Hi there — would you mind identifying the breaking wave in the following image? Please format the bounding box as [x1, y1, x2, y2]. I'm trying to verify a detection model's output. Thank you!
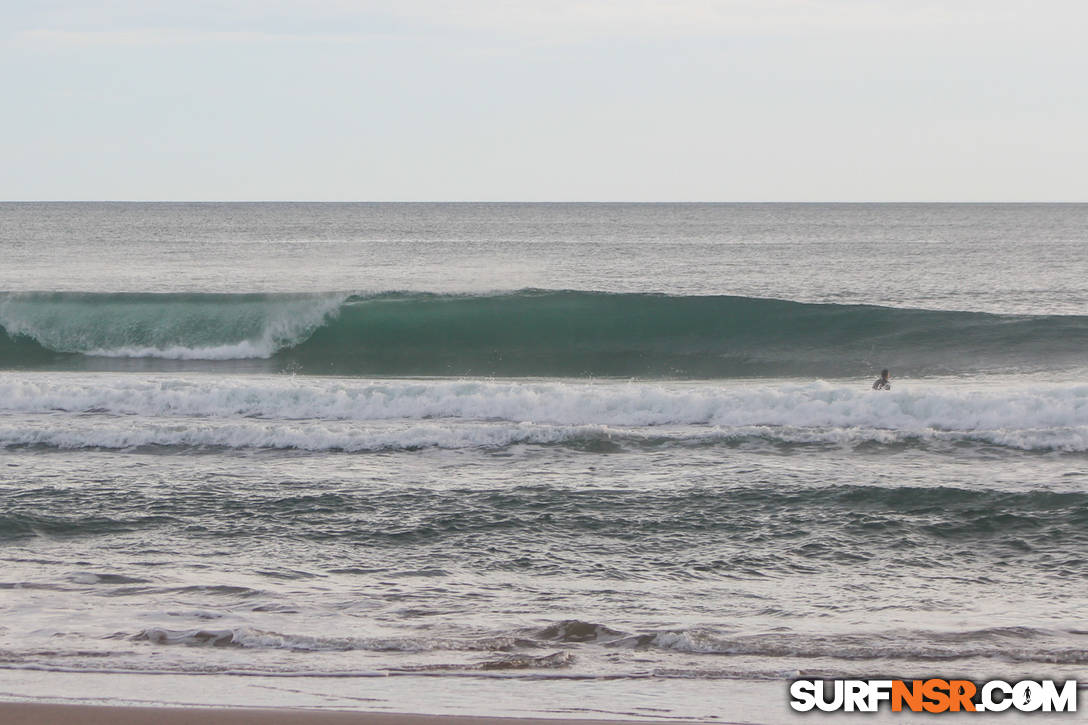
[2, 290, 1086, 377]
[3, 377, 1088, 452]
[128, 621, 1088, 668]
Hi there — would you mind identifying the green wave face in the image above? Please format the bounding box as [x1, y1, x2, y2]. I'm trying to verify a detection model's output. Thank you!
[1, 291, 1086, 378]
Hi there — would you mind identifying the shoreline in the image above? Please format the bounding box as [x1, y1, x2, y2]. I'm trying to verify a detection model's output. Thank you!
[0, 703, 711, 725]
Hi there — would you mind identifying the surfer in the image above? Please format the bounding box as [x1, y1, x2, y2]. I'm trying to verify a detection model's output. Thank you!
[872, 369, 891, 391]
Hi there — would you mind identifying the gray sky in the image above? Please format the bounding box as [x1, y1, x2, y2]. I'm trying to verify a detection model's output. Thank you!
[4, 1, 1086, 201]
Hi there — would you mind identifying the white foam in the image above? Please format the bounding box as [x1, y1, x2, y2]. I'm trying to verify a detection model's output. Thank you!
[2, 376, 1088, 451]
[0, 417, 597, 452]
[0, 294, 346, 359]
[82, 340, 284, 360]
[136, 627, 521, 653]
[2, 376, 1087, 427]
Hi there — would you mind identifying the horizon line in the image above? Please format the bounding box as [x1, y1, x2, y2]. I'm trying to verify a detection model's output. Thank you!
[2, 200, 1086, 205]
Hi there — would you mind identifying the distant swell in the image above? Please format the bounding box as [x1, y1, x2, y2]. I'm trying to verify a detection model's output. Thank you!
[2, 290, 1086, 377]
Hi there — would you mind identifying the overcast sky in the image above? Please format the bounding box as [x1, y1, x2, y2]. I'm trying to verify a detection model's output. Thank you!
[4, 1, 1086, 201]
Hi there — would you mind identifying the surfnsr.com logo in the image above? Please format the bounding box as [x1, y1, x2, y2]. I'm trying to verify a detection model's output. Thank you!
[789, 679, 1078, 713]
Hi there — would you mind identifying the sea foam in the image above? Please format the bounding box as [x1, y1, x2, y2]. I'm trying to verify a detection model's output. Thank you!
[3, 376, 1088, 452]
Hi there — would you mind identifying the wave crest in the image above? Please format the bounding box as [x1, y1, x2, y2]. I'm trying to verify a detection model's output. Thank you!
[1, 292, 344, 360]
[3, 290, 1086, 377]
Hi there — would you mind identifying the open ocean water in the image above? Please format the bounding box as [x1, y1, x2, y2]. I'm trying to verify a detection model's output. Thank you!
[1, 203, 1086, 722]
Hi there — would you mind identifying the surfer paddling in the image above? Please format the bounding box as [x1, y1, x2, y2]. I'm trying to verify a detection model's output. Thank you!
[872, 369, 891, 391]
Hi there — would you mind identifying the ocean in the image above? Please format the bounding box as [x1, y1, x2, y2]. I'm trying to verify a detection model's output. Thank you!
[1, 203, 1086, 722]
